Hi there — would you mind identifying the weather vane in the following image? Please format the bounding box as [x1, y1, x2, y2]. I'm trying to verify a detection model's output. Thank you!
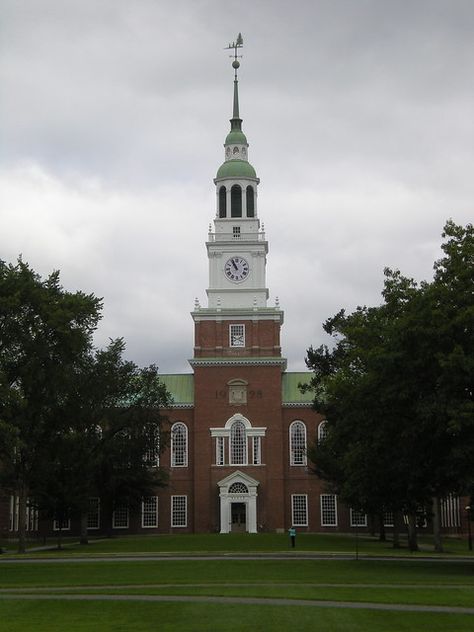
[225, 33, 243, 79]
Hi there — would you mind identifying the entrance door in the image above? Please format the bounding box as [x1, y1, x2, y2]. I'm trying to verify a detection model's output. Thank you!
[231, 502, 246, 532]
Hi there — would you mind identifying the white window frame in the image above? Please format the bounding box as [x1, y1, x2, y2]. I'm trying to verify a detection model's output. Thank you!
[230, 420, 247, 465]
[252, 436, 261, 465]
[171, 422, 188, 467]
[229, 324, 245, 347]
[171, 495, 188, 528]
[216, 436, 225, 466]
[291, 494, 308, 527]
[141, 496, 158, 528]
[112, 504, 129, 529]
[350, 508, 368, 527]
[383, 511, 394, 527]
[87, 497, 101, 530]
[53, 517, 71, 531]
[320, 494, 338, 527]
[144, 426, 160, 467]
[318, 420, 328, 443]
[289, 420, 307, 466]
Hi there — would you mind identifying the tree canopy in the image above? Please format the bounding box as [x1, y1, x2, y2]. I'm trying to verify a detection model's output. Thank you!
[0, 259, 171, 551]
[305, 221, 474, 549]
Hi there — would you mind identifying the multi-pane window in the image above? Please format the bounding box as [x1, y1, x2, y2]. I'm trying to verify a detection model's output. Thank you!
[289, 421, 307, 466]
[88, 497, 100, 530]
[171, 495, 187, 527]
[53, 517, 71, 531]
[441, 495, 461, 528]
[142, 497, 158, 528]
[171, 422, 188, 467]
[232, 226, 241, 239]
[229, 482, 248, 494]
[320, 494, 338, 527]
[230, 324, 245, 347]
[230, 420, 247, 465]
[383, 511, 394, 527]
[144, 426, 160, 467]
[252, 436, 261, 465]
[10, 497, 39, 532]
[112, 504, 129, 529]
[216, 436, 225, 465]
[350, 509, 368, 527]
[318, 421, 328, 443]
[291, 494, 308, 526]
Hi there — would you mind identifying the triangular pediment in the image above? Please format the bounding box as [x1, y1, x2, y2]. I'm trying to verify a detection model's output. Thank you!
[217, 470, 259, 488]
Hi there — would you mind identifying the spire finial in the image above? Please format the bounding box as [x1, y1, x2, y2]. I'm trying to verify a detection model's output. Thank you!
[225, 34, 244, 123]
[225, 33, 243, 80]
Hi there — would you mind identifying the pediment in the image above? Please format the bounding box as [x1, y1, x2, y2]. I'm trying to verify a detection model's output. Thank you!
[217, 470, 259, 489]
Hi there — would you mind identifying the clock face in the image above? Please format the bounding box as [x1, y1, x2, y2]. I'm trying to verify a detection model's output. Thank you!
[224, 256, 250, 283]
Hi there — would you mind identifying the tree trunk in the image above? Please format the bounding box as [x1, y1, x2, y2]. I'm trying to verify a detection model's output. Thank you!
[432, 496, 443, 553]
[392, 510, 401, 549]
[17, 487, 27, 554]
[407, 512, 419, 552]
[57, 526, 63, 550]
[378, 514, 386, 542]
[80, 511, 89, 545]
[369, 514, 376, 537]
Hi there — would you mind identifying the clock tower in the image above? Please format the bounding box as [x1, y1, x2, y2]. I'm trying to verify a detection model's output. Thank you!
[192, 34, 284, 361]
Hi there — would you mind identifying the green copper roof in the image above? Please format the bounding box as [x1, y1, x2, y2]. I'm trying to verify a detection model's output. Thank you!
[159, 371, 314, 407]
[160, 374, 194, 406]
[225, 130, 248, 145]
[216, 159, 257, 179]
[282, 372, 314, 405]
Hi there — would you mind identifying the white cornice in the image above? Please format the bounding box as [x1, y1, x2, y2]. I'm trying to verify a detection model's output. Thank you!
[189, 357, 288, 370]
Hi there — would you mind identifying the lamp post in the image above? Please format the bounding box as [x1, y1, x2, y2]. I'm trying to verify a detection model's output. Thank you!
[466, 506, 472, 552]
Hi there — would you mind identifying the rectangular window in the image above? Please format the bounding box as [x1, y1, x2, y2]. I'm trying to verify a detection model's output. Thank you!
[252, 436, 261, 465]
[216, 436, 225, 465]
[350, 509, 367, 527]
[88, 497, 101, 530]
[9, 496, 18, 532]
[27, 503, 39, 532]
[53, 517, 71, 531]
[112, 504, 129, 529]
[383, 511, 394, 527]
[441, 494, 460, 528]
[142, 497, 158, 528]
[144, 427, 160, 467]
[232, 226, 241, 239]
[171, 495, 188, 528]
[291, 494, 308, 527]
[230, 324, 245, 347]
[320, 494, 338, 527]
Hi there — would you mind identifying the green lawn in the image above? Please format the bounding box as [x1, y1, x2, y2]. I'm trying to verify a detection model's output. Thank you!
[1, 600, 474, 632]
[1, 539, 473, 631]
[4, 532, 473, 556]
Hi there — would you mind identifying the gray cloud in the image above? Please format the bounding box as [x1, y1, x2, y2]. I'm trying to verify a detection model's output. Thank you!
[1, 0, 473, 373]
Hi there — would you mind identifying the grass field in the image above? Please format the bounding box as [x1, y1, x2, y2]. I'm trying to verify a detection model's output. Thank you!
[3, 531, 473, 556]
[1, 535, 473, 631]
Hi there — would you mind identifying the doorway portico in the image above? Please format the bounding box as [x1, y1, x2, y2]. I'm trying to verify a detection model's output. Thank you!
[217, 470, 259, 533]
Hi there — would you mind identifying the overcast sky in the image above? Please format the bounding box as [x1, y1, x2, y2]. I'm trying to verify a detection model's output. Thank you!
[1, 0, 473, 374]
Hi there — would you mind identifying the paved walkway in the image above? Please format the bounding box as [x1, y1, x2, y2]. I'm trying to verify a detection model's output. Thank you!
[1, 553, 473, 563]
[0, 591, 473, 614]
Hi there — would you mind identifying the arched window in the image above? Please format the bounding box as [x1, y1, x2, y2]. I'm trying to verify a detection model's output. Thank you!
[231, 185, 242, 217]
[228, 482, 248, 494]
[246, 185, 254, 217]
[318, 421, 328, 443]
[289, 420, 307, 466]
[230, 420, 247, 464]
[171, 422, 188, 467]
[219, 186, 226, 218]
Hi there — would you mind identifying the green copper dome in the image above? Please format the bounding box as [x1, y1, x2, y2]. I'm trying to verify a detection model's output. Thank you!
[216, 160, 257, 179]
[225, 130, 248, 145]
